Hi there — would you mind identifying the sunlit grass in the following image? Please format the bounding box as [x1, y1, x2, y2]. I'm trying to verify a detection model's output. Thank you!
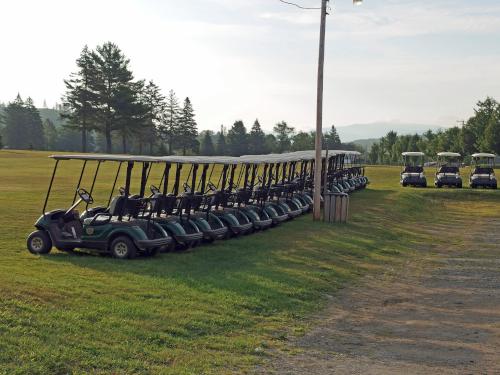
[0, 150, 499, 374]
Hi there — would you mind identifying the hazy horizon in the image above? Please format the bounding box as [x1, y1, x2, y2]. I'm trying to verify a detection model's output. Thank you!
[1, 0, 499, 133]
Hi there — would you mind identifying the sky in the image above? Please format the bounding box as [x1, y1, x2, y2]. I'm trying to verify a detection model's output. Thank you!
[1, 0, 500, 133]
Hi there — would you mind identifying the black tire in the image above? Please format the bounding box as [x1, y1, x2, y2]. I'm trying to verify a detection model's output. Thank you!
[402, 182, 407, 187]
[436, 183, 442, 188]
[110, 236, 137, 259]
[27, 230, 52, 255]
[471, 184, 476, 189]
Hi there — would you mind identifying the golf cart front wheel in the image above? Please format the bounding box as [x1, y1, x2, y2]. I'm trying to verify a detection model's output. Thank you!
[27, 230, 52, 255]
[110, 236, 137, 259]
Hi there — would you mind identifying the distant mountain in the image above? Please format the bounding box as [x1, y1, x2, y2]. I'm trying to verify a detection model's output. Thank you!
[337, 122, 445, 143]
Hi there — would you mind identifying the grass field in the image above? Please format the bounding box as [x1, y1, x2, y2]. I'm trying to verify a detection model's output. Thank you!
[0, 150, 499, 374]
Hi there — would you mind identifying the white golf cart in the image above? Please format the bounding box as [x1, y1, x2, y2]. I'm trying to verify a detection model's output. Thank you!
[470, 153, 497, 189]
[435, 152, 462, 188]
[400, 152, 427, 187]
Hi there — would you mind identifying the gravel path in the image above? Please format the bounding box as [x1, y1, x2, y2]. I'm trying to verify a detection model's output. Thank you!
[257, 220, 500, 374]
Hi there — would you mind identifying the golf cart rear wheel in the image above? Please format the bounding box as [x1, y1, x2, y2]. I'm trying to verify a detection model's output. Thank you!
[110, 236, 137, 259]
[27, 230, 52, 255]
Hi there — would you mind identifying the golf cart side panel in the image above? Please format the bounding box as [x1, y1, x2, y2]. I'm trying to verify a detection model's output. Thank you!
[81, 223, 147, 247]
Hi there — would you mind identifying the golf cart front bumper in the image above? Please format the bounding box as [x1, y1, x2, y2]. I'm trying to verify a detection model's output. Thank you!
[202, 226, 228, 240]
[135, 237, 172, 250]
[401, 174, 426, 186]
[435, 175, 462, 186]
[471, 176, 497, 187]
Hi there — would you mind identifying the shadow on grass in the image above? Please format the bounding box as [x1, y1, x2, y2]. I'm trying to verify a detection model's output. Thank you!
[42, 189, 410, 320]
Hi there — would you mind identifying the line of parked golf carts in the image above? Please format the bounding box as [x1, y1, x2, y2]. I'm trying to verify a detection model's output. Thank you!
[400, 152, 497, 189]
[27, 150, 368, 259]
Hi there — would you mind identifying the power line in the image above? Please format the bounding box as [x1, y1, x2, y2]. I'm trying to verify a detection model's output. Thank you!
[277, 0, 321, 10]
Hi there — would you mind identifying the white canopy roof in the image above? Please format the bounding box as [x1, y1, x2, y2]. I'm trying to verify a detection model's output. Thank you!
[402, 152, 425, 157]
[51, 150, 362, 165]
[472, 153, 496, 158]
[437, 152, 461, 157]
[50, 154, 160, 162]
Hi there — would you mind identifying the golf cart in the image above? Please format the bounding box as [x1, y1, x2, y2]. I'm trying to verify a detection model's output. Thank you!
[470, 153, 497, 189]
[400, 152, 427, 187]
[150, 156, 229, 242]
[434, 152, 462, 188]
[27, 155, 172, 259]
[202, 157, 255, 236]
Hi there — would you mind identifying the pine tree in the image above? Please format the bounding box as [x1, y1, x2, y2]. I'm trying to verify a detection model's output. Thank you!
[324, 125, 341, 149]
[248, 119, 266, 154]
[200, 130, 215, 156]
[43, 118, 58, 150]
[265, 134, 278, 154]
[177, 97, 198, 155]
[215, 125, 227, 155]
[3, 94, 27, 149]
[90, 42, 137, 153]
[160, 90, 181, 154]
[273, 121, 294, 153]
[136, 80, 165, 154]
[227, 120, 248, 156]
[24, 98, 46, 150]
[61, 46, 99, 152]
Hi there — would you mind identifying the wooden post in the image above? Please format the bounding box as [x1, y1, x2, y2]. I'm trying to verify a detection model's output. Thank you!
[313, 0, 328, 221]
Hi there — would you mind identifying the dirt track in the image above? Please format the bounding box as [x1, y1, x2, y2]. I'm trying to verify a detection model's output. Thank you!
[257, 220, 500, 374]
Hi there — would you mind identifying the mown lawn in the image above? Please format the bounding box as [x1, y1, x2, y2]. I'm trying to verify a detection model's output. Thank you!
[0, 150, 499, 374]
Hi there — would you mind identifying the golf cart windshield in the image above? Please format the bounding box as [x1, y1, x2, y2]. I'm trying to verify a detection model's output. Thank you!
[403, 165, 423, 173]
[473, 166, 494, 174]
[438, 166, 459, 174]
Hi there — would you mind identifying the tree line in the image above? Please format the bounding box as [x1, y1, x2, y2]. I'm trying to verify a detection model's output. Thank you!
[368, 97, 500, 164]
[0, 41, 360, 155]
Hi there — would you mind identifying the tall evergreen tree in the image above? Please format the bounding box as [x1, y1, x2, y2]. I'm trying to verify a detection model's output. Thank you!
[90, 42, 138, 153]
[4, 94, 28, 149]
[43, 118, 58, 150]
[160, 90, 181, 154]
[61, 46, 98, 152]
[25, 97, 46, 150]
[264, 134, 278, 154]
[4, 95, 45, 150]
[324, 125, 341, 149]
[248, 119, 266, 154]
[137, 80, 165, 154]
[200, 130, 215, 156]
[273, 121, 294, 153]
[215, 125, 227, 155]
[177, 97, 198, 155]
[227, 120, 248, 156]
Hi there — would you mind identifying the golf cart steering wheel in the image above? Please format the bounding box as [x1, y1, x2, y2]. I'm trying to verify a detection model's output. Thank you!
[207, 182, 217, 192]
[150, 185, 160, 194]
[119, 187, 126, 196]
[77, 188, 94, 204]
[183, 183, 192, 193]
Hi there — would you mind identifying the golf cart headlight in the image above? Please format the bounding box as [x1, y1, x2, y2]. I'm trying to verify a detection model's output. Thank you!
[491, 175, 497, 180]
[472, 175, 478, 180]
[419, 173, 424, 178]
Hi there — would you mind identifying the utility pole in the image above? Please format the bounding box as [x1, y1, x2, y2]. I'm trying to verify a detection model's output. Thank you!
[313, 0, 328, 221]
